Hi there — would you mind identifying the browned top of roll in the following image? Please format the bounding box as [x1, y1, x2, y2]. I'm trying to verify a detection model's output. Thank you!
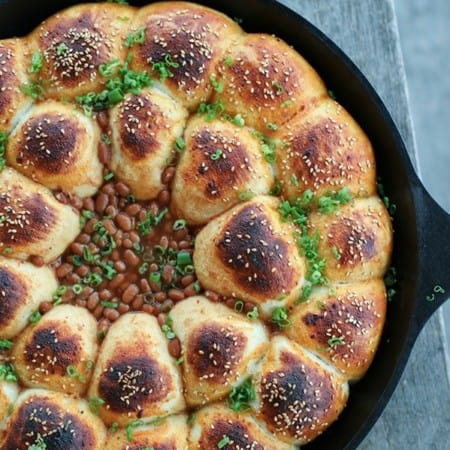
[216, 202, 297, 298]
[2, 394, 97, 449]
[0, 185, 56, 246]
[22, 322, 82, 377]
[98, 353, 172, 414]
[186, 323, 247, 384]
[0, 266, 26, 327]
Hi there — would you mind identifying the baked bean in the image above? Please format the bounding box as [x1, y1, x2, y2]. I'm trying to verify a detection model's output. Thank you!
[56, 263, 72, 278]
[178, 240, 191, 250]
[104, 308, 120, 322]
[140, 278, 150, 293]
[87, 292, 100, 310]
[29, 255, 45, 267]
[244, 302, 257, 313]
[97, 111, 109, 131]
[116, 213, 132, 231]
[70, 242, 84, 256]
[168, 289, 185, 302]
[126, 204, 141, 216]
[157, 313, 166, 327]
[76, 298, 87, 308]
[97, 318, 110, 337]
[85, 218, 97, 234]
[77, 233, 90, 245]
[142, 304, 154, 315]
[109, 273, 125, 290]
[205, 290, 220, 302]
[93, 305, 104, 320]
[39, 301, 53, 314]
[105, 205, 117, 217]
[122, 238, 133, 249]
[70, 195, 83, 210]
[155, 292, 167, 303]
[168, 338, 181, 359]
[129, 231, 140, 243]
[76, 265, 89, 277]
[98, 141, 111, 164]
[174, 229, 188, 240]
[67, 273, 81, 284]
[122, 284, 139, 304]
[123, 249, 140, 266]
[161, 299, 174, 312]
[162, 265, 174, 284]
[131, 295, 144, 310]
[117, 302, 130, 314]
[160, 236, 169, 249]
[149, 263, 158, 272]
[181, 275, 195, 287]
[102, 183, 115, 196]
[169, 240, 179, 250]
[114, 261, 127, 273]
[184, 284, 198, 298]
[99, 289, 112, 300]
[115, 182, 130, 197]
[95, 193, 109, 214]
[110, 249, 120, 261]
[83, 197, 95, 211]
[157, 189, 170, 206]
[161, 166, 176, 184]
[103, 219, 117, 235]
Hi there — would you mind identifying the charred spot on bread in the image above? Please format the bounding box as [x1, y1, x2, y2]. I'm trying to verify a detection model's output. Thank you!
[199, 417, 264, 450]
[216, 204, 295, 296]
[0, 43, 19, 119]
[0, 267, 26, 326]
[259, 351, 335, 440]
[98, 356, 171, 413]
[16, 113, 79, 173]
[23, 324, 81, 376]
[187, 324, 247, 383]
[3, 397, 96, 449]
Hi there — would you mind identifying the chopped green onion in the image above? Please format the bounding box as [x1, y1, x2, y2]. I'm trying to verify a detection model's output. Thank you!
[29, 311, 42, 324]
[72, 284, 83, 294]
[152, 54, 179, 81]
[198, 100, 225, 121]
[271, 306, 292, 328]
[217, 435, 231, 449]
[174, 136, 186, 152]
[88, 396, 105, 415]
[124, 27, 146, 48]
[126, 419, 144, 442]
[210, 149, 223, 160]
[29, 50, 43, 74]
[226, 378, 255, 412]
[0, 339, 13, 351]
[209, 75, 224, 94]
[328, 336, 345, 348]
[246, 306, 259, 320]
[162, 316, 176, 340]
[173, 219, 186, 231]
[101, 301, 118, 309]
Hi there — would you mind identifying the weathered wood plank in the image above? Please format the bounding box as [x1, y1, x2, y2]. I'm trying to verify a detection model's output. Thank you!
[278, 0, 450, 448]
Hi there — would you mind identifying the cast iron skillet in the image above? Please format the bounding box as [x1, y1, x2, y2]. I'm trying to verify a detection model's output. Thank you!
[0, 0, 449, 448]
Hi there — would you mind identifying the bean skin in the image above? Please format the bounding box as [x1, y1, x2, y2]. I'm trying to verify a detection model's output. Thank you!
[122, 284, 139, 304]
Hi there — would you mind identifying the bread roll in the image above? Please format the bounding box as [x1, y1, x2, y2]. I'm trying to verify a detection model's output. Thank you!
[189, 403, 294, 449]
[7, 100, 103, 197]
[308, 197, 393, 281]
[109, 88, 188, 200]
[276, 98, 376, 199]
[193, 196, 305, 316]
[171, 116, 274, 225]
[0, 168, 80, 262]
[0, 381, 18, 426]
[215, 33, 327, 131]
[286, 280, 387, 381]
[253, 336, 349, 445]
[88, 313, 185, 426]
[0, 39, 31, 132]
[105, 414, 189, 449]
[130, 1, 243, 110]
[0, 388, 107, 449]
[28, 3, 136, 99]
[12, 305, 98, 395]
[170, 296, 269, 407]
[0, 256, 57, 339]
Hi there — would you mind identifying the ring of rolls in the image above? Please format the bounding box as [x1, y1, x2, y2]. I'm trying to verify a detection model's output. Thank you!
[0, 2, 393, 449]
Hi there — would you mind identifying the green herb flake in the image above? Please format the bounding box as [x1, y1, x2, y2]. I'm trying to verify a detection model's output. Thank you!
[246, 306, 259, 320]
[272, 80, 284, 94]
[29, 311, 42, 324]
[29, 50, 44, 74]
[271, 306, 292, 329]
[209, 75, 224, 94]
[0, 362, 18, 382]
[266, 122, 279, 131]
[174, 136, 186, 152]
[327, 336, 345, 348]
[88, 396, 105, 415]
[137, 208, 168, 236]
[101, 301, 118, 309]
[0, 339, 13, 351]
[237, 191, 254, 202]
[20, 80, 45, 100]
[56, 43, 68, 56]
[0, 130, 8, 173]
[226, 378, 255, 412]
[152, 54, 179, 82]
[198, 100, 225, 122]
[218, 435, 231, 449]
[224, 56, 234, 67]
[210, 149, 223, 160]
[126, 419, 144, 442]
[162, 316, 176, 340]
[125, 27, 146, 48]
[28, 433, 47, 450]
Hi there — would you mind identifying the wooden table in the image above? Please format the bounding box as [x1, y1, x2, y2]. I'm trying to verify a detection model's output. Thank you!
[279, 0, 450, 448]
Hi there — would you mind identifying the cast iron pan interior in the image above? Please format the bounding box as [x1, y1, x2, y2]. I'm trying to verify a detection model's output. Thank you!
[1, 0, 449, 448]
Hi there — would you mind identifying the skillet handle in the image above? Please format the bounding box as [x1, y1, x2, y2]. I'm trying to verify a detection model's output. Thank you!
[413, 186, 450, 331]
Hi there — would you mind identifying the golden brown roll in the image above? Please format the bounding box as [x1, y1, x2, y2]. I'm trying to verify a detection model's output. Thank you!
[0, 381, 19, 425]
[275, 98, 376, 199]
[129, 1, 243, 110]
[109, 88, 188, 200]
[12, 304, 98, 395]
[308, 197, 393, 281]
[215, 33, 327, 131]
[88, 312, 185, 426]
[0, 168, 80, 263]
[286, 280, 387, 381]
[253, 336, 349, 446]
[28, 3, 136, 99]
[105, 414, 189, 449]
[0, 39, 31, 132]
[171, 116, 274, 225]
[193, 196, 305, 316]
[7, 100, 103, 197]
[0, 256, 57, 339]
[170, 296, 269, 407]
[189, 403, 294, 449]
[0, 388, 107, 449]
